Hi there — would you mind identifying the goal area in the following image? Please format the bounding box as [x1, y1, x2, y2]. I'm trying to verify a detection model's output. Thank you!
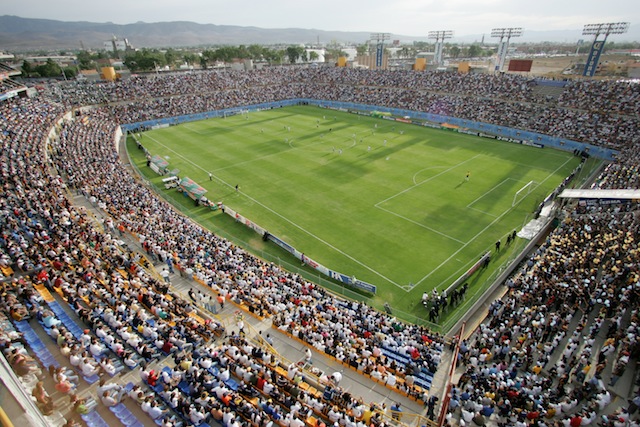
[513, 180, 539, 207]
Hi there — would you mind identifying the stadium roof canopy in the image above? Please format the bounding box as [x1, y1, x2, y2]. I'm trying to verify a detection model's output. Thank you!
[558, 189, 640, 199]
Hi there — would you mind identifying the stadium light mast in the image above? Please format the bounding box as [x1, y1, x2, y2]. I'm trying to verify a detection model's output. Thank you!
[428, 30, 454, 66]
[491, 27, 523, 72]
[370, 32, 390, 69]
[581, 22, 629, 77]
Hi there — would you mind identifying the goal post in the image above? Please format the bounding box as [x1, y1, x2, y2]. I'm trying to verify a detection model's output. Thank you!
[513, 180, 539, 207]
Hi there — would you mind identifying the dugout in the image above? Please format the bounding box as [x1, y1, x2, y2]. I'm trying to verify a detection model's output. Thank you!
[162, 176, 179, 189]
[178, 177, 207, 201]
[148, 154, 169, 175]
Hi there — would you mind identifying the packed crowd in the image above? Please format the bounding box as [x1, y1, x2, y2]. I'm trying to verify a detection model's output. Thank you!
[129, 333, 389, 427]
[1, 94, 442, 424]
[558, 79, 640, 117]
[1, 67, 639, 426]
[51, 103, 446, 401]
[40, 68, 640, 150]
[449, 143, 640, 426]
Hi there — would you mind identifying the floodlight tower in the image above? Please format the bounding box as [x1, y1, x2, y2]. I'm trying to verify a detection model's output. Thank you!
[370, 32, 390, 69]
[428, 30, 454, 66]
[491, 27, 523, 72]
[582, 22, 629, 77]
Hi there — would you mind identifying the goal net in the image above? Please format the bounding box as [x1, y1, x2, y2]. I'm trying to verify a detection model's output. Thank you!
[513, 181, 539, 207]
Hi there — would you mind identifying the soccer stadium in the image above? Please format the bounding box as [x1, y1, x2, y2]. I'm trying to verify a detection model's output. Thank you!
[0, 62, 639, 427]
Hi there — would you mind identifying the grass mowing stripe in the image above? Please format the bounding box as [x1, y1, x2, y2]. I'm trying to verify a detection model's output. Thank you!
[146, 131, 399, 287]
[131, 105, 590, 326]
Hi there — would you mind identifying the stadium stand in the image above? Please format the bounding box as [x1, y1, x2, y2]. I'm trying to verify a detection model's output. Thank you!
[0, 62, 27, 99]
[0, 68, 638, 427]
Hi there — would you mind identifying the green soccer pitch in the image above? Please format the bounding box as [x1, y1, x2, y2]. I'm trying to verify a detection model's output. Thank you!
[127, 105, 597, 329]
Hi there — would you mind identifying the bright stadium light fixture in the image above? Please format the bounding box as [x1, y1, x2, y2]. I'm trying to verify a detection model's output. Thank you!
[490, 27, 523, 72]
[581, 22, 629, 77]
[369, 33, 390, 69]
[370, 33, 391, 42]
[491, 27, 523, 39]
[428, 30, 454, 40]
[582, 22, 630, 36]
[428, 30, 454, 65]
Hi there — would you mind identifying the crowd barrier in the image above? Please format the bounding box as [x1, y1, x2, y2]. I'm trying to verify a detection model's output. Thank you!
[221, 205, 377, 294]
[120, 98, 617, 161]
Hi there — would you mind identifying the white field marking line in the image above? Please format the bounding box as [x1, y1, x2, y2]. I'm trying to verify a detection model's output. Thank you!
[183, 122, 245, 136]
[288, 136, 356, 151]
[412, 166, 448, 186]
[374, 156, 482, 245]
[468, 207, 498, 218]
[178, 127, 313, 173]
[145, 134, 402, 288]
[408, 253, 480, 293]
[183, 124, 210, 135]
[375, 205, 466, 245]
[375, 154, 482, 207]
[413, 155, 575, 287]
[466, 178, 529, 209]
[510, 159, 567, 171]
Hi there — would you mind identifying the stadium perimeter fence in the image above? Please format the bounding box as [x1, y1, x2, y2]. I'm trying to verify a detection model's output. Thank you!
[121, 101, 609, 335]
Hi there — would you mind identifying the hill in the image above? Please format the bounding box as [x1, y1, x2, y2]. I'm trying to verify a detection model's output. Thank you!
[0, 15, 374, 50]
[0, 15, 638, 51]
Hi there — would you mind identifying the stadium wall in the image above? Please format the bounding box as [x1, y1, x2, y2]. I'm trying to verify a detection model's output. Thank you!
[218, 205, 377, 294]
[119, 99, 617, 161]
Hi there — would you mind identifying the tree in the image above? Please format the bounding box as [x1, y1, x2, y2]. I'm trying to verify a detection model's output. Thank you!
[248, 44, 265, 61]
[76, 51, 97, 71]
[123, 49, 167, 72]
[413, 41, 431, 51]
[263, 49, 284, 65]
[286, 46, 305, 64]
[164, 49, 178, 68]
[35, 58, 62, 78]
[308, 51, 319, 62]
[449, 46, 461, 58]
[21, 60, 33, 77]
[356, 44, 369, 57]
[201, 49, 215, 63]
[466, 44, 483, 58]
[63, 66, 78, 79]
[183, 53, 198, 67]
[325, 47, 347, 63]
[236, 45, 251, 59]
[399, 46, 413, 58]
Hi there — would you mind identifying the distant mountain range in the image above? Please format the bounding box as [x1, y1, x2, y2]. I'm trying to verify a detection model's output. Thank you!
[0, 15, 638, 51]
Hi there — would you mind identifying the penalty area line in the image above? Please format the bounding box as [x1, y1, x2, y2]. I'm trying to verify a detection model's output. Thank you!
[145, 134, 404, 290]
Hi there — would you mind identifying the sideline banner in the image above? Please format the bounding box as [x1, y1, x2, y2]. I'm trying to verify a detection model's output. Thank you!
[222, 207, 376, 294]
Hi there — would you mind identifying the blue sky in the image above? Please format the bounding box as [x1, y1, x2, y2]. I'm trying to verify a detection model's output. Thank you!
[4, 0, 637, 37]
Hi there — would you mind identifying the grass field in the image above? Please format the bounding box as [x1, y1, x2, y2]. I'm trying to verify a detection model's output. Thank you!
[127, 105, 592, 328]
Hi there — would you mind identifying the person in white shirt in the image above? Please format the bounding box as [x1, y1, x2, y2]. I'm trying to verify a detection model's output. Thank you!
[218, 367, 230, 382]
[69, 351, 82, 367]
[148, 401, 166, 419]
[263, 381, 274, 395]
[100, 391, 119, 407]
[89, 339, 107, 357]
[386, 373, 397, 387]
[189, 405, 207, 425]
[80, 358, 100, 376]
[100, 358, 117, 376]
